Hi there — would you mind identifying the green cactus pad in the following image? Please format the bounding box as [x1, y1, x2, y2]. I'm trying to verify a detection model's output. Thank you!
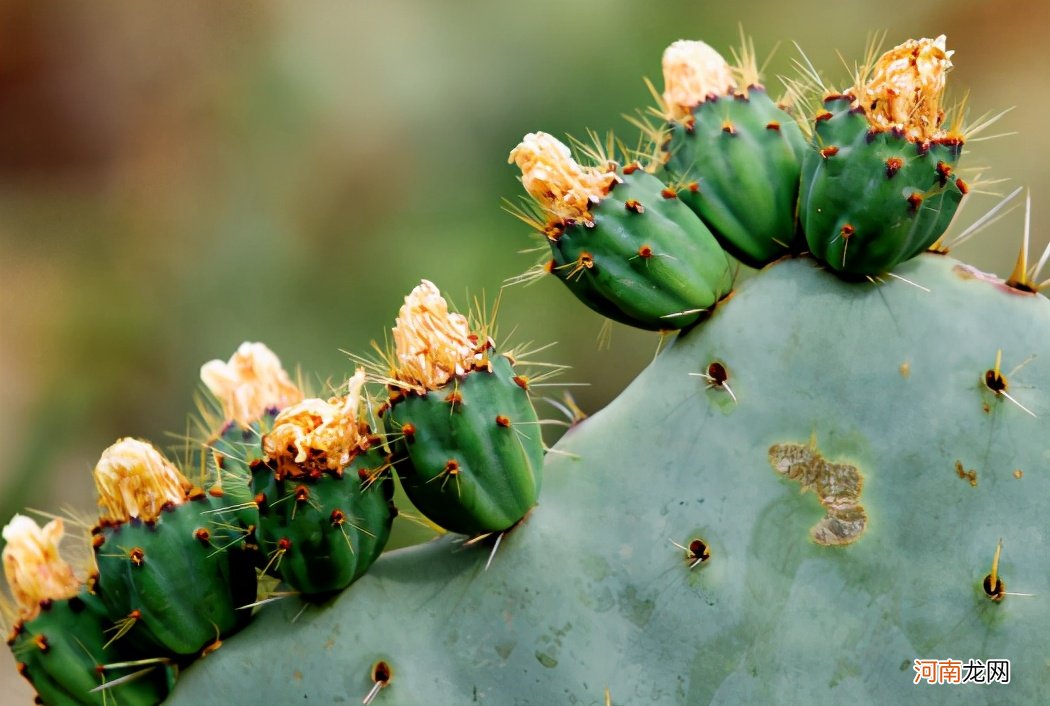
[93, 492, 258, 656]
[170, 255, 1050, 705]
[661, 88, 807, 267]
[801, 96, 967, 276]
[388, 354, 543, 535]
[549, 168, 733, 330]
[252, 448, 395, 597]
[9, 591, 172, 706]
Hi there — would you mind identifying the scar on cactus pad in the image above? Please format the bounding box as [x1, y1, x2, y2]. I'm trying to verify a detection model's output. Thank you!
[768, 441, 866, 546]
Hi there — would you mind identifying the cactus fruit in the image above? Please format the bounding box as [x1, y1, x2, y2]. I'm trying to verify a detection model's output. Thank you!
[658, 40, 808, 267]
[385, 281, 544, 535]
[510, 133, 733, 330]
[4, 516, 172, 705]
[800, 36, 968, 276]
[91, 439, 258, 656]
[254, 370, 395, 596]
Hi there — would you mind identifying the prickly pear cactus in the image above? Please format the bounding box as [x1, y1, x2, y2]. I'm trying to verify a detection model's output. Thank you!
[6, 32, 1050, 706]
[166, 254, 1050, 704]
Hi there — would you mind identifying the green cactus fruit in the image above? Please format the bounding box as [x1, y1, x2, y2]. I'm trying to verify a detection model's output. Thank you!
[800, 96, 965, 275]
[662, 89, 807, 267]
[9, 590, 173, 706]
[388, 354, 543, 535]
[251, 372, 395, 596]
[91, 439, 257, 656]
[660, 62, 806, 266]
[169, 254, 1050, 705]
[252, 452, 394, 597]
[384, 280, 544, 535]
[511, 133, 733, 330]
[800, 36, 967, 276]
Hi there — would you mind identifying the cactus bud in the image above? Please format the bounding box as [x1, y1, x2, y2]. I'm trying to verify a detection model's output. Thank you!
[263, 370, 371, 477]
[800, 36, 967, 275]
[661, 40, 735, 121]
[4, 515, 174, 704]
[2, 516, 79, 622]
[92, 439, 257, 654]
[200, 341, 302, 427]
[93, 438, 191, 525]
[658, 38, 808, 267]
[387, 282, 543, 534]
[255, 369, 394, 595]
[510, 133, 732, 330]
[859, 35, 952, 142]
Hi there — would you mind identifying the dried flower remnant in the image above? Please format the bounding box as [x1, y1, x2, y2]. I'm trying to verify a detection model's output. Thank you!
[263, 369, 372, 477]
[2, 515, 80, 621]
[661, 40, 735, 121]
[392, 280, 484, 392]
[509, 132, 619, 224]
[94, 438, 192, 524]
[858, 35, 953, 142]
[201, 342, 303, 427]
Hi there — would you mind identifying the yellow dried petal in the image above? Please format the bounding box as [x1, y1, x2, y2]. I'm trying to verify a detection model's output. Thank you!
[661, 40, 735, 121]
[2, 515, 80, 621]
[392, 280, 480, 391]
[94, 439, 190, 524]
[861, 35, 953, 141]
[509, 132, 618, 223]
[201, 342, 303, 427]
[263, 369, 370, 477]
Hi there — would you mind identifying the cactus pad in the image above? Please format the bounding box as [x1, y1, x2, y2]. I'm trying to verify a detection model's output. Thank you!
[168, 255, 1050, 704]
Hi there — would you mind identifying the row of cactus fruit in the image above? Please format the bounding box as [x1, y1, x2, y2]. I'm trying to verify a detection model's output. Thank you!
[4, 32, 1046, 705]
[3, 280, 545, 704]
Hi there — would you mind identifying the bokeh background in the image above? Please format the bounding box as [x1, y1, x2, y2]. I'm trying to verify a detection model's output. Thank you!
[2, 0, 1048, 700]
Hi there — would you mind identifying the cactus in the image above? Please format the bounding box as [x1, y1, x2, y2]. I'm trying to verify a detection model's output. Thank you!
[7, 32, 1050, 706]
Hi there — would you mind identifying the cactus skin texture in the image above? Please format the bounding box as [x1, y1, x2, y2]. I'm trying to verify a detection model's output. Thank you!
[9, 591, 173, 706]
[550, 168, 733, 330]
[167, 254, 1050, 704]
[662, 88, 807, 267]
[92, 492, 258, 656]
[253, 449, 395, 596]
[801, 97, 966, 276]
[389, 354, 543, 535]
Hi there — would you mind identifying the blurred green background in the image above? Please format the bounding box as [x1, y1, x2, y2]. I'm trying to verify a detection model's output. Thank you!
[1, 0, 1048, 700]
